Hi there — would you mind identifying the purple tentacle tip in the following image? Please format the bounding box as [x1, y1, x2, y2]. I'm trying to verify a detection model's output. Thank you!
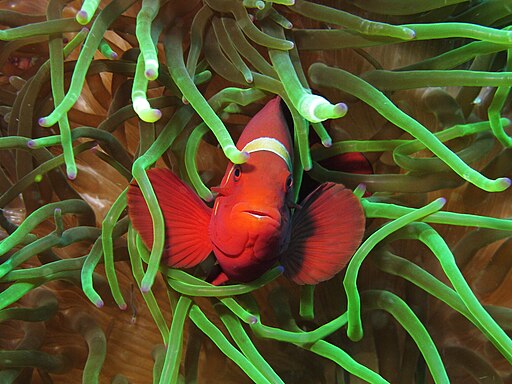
[334, 102, 348, 115]
[249, 316, 258, 324]
[38, 117, 47, 127]
[145, 68, 157, 80]
[110, 52, 119, 60]
[141, 284, 150, 293]
[205, 192, 215, 203]
[76, 10, 89, 24]
[322, 138, 332, 147]
[27, 140, 36, 148]
[119, 303, 128, 311]
[495, 177, 512, 191]
[438, 197, 447, 205]
[96, 300, 104, 308]
[277, 265, 285, 274]
[67, 171, 77, 180]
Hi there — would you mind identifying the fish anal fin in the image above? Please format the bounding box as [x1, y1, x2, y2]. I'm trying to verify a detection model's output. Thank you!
[282, 182, 365, 285]
[127, 168, 213, 268]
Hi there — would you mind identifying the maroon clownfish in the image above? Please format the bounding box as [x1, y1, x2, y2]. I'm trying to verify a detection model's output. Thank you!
[127, 97, 366, 285]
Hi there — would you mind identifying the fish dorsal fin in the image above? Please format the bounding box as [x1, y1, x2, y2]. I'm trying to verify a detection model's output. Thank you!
[127, 168, 213, 268]
[281, 182, 365, 285]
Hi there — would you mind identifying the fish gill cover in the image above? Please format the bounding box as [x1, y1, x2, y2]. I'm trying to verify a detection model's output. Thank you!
[0, 0, 511, 383]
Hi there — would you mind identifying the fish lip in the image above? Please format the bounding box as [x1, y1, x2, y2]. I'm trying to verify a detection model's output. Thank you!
[244, 209, 272, 218]
[232, 203, 282, 226]
[241, 209, 281, 226]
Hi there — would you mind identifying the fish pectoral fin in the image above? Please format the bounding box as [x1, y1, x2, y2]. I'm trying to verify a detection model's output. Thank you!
[281, 182, 365, 285]
[127, 168, 213, 268]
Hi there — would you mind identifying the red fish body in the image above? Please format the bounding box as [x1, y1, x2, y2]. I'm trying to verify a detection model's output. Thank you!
[128, 97, 365, 285]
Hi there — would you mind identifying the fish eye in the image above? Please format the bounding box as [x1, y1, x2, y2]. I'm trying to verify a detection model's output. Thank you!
[285, 175, 293, 190]
[233, 165, 242, 181]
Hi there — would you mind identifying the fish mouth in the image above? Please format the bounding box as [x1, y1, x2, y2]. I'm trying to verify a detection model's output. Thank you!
[244, 210, 274, 219]
[232, 203, 282, 226]
[241, 209, 281, 226]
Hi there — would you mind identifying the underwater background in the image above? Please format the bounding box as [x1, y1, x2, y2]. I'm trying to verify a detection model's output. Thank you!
[0, 0, 511, 383]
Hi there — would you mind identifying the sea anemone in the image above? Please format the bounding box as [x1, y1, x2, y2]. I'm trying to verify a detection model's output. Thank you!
[0, 0, 511, 383]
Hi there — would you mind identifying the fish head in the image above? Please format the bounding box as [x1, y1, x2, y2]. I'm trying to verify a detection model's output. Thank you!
[209, 97, 294, 280]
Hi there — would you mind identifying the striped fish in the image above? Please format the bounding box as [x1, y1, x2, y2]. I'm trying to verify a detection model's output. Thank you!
[127, 97, 365, 285]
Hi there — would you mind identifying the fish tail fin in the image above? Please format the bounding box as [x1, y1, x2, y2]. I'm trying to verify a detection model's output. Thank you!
[127, 168, 213, 268]
[282, 182, 365, 285]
